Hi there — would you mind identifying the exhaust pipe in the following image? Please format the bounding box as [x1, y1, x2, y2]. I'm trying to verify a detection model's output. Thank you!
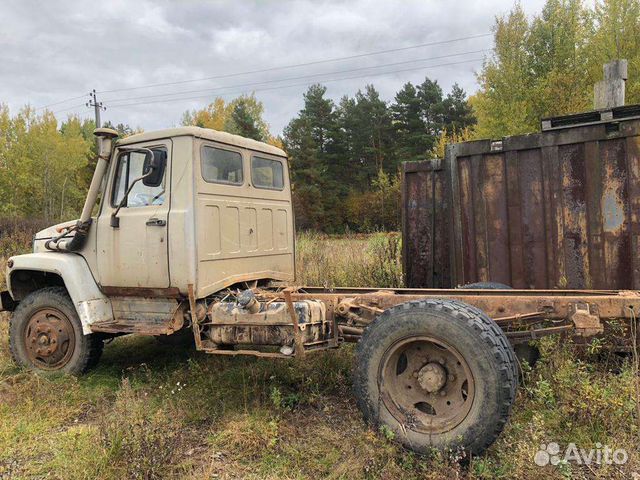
[46, 128, 118, 252]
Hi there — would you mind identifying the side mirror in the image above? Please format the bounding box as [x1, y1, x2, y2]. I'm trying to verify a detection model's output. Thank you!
[142, 150, 166, 187]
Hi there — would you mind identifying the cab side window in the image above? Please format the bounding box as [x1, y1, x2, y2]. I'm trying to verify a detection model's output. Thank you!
[201, 146, 243, 185]
[251, 156, 284, 190]
[111, 148, 167, 208]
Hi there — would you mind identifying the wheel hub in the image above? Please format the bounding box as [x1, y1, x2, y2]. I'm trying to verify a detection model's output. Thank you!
[417, 362, 447, 393]
[380, 336, 475, 434]
[24, 308, 75, 369]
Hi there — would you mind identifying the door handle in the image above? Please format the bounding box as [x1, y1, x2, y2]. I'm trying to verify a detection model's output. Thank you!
[146, 218, 166, 227]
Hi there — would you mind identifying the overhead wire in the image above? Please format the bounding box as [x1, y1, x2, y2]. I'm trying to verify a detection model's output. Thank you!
[37, 32, 492, 111]
[97, 32, 492, 95]
[107, 57, 485, 110]
[103, 48, 489, 106]
[37, 94, 88, 111]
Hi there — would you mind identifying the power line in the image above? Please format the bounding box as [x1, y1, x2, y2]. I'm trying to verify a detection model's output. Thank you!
[105, 48, 489, 106]
[52, 56, 484, 116]
[37, 32, 492, 112]
[36, 94, 89, 111]
[107, 57, 484, 110]
[97, 32, 492, 95]
[51, 103, 88, 115]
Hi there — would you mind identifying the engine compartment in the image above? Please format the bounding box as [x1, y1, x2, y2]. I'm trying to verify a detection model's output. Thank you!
[202, 290, 334, 355]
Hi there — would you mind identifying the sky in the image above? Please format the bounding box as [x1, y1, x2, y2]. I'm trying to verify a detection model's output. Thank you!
[0, 0, 547, 135]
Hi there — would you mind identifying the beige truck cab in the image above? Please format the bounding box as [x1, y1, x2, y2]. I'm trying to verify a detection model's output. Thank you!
[5, 127, 295, 343]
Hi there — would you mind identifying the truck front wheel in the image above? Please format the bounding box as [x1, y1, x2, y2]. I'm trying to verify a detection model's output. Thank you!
[354, 299, 517, 455]
[9, 287, 103, 375]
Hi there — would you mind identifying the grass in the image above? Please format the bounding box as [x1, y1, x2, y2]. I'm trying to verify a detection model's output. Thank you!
[0, 226, 639, 479]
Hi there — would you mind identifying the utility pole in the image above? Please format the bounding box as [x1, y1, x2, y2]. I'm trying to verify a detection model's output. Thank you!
[86, 89, 106, 128]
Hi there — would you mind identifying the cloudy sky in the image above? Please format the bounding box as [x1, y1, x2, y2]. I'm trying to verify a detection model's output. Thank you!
[1, 0, 546, 134]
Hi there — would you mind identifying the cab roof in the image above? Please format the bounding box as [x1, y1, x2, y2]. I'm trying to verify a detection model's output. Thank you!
[117, 126, 287, 158]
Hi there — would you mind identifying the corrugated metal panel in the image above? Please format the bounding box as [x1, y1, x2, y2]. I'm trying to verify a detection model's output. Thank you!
[402, 116, 640, 290]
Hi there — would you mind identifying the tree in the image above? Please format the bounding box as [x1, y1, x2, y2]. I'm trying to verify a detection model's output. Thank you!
[226, 98, 264, 141]
[471, 0, 640, 138]
[587, 0, 640, 103]
[391, 82, 429, 162]
[283, 85, 337, 230]
[442, 84, 476, 132]
[416, 78, 445, 144]
[181, 94, 275, 144]
[472, 4, 535, 138]
[345, 169, 401, 231]
[0, 106, 91, 221]
[181, 97, 230, 130]
[337, 85, 395, 186]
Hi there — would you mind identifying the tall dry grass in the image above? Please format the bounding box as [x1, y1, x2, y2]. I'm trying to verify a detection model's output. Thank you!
[295, 231, 403, 288]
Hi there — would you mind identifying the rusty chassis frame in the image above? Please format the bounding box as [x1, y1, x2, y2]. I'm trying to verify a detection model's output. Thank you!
[187, 285, 640, 358]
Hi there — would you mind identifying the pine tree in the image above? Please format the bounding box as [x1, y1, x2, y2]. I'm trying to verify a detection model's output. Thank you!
[391, 82, 428, 162]
[442, 84, 476, 133]
[228, 101, 263, 141]
[283, 85, 337, 230]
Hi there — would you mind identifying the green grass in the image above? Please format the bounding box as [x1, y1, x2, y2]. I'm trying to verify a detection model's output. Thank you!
[0, 228, 639, 479]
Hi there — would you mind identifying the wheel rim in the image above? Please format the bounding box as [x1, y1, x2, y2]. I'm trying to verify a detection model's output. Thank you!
[23, 307, 75, 370]
[379, 336, 475, 434]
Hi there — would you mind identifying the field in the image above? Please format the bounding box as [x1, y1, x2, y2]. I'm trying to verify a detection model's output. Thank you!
[0, 223, 639, 479]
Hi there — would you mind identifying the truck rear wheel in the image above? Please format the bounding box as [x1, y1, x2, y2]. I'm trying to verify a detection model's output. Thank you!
[9, 287, 103, 375]
[354, 299, 517, 455]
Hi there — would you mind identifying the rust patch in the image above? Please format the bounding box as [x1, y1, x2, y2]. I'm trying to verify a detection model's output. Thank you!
[101, 286, 182, 298]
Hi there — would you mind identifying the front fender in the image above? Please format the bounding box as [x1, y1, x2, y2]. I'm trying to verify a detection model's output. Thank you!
[6, 252, 113, 334]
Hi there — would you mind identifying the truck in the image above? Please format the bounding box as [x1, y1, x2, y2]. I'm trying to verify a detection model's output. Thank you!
[2, 126, 639, 455]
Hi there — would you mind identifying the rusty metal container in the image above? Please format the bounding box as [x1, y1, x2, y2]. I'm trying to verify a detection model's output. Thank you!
[402, 108, 640, 290]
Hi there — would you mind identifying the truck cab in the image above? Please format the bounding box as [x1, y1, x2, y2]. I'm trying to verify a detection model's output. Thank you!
[4, 127, 295, 373]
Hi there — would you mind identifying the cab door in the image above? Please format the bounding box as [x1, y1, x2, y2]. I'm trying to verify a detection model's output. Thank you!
[96, 140, 171, 289]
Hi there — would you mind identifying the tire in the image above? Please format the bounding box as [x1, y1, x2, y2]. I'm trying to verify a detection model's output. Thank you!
[458, 281, 512, 289]
[457, 282, 541, 368]
[9, 287, 103, 375]
[354, 299, 517, 455]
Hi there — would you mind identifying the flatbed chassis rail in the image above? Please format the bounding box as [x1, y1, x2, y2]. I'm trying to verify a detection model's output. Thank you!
[190, 285, 640, 357]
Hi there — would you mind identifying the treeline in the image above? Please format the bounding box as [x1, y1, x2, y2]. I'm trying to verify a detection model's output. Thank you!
[282, 82, 473, 231]
[0, 106, 137, 222]
[1, 0, 639, 232]
[0, 107, 94, 220]
[473, 0, 640, 138]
